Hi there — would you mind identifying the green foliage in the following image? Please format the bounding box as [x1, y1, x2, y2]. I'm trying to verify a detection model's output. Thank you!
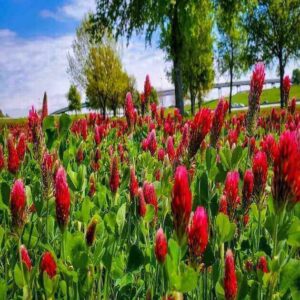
[127, 245, 144, 272]
[91, 0, 215, 114]
[280, 259, 300, 298]
[244, 0, 300, 107]
[292, 68, 300, 85]
[245, 0, 300, 64]
[216, 213, 236, 243]
[165, 239, 198, 292]
[148, 87, 159, 105]
[215, 0, 248, 111]
[67, 15, 95, 91]
[67, 84, 82, 112]
[164, 0, 214, 114]
[68, 17, 137, 117]
[0, 107, 299, 299]
[85, 44, 133, 116]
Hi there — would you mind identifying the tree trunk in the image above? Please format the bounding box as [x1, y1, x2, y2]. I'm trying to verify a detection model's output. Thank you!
[229, 47, 234, 114]
[103, 99, 106, 117]
[98, 95, 103, 116]
[190, 89, 196, 116]
[191, 95, 196, 115]
[113, 107, 117, 117]
[198, 89, 203, 108]
[174, 61, 184, 115]
[171, 3, 184, 115]
[229, 64, 233, 114]
[278, 53, 285, 108]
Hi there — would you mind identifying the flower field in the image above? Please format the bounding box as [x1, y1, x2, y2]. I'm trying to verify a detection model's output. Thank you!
[0, 64, 300, 300]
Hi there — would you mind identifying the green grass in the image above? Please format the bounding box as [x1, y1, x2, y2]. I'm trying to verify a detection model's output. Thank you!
[203, 84, 300, 109]
[0, 113, 112, 128]
[0, 117, 27, 127]
[0, 114, 87, 128]
[164, 85, 300, 115]
[1, 85, 299, 126]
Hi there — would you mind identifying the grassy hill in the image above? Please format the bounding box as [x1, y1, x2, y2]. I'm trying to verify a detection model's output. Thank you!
[168, 85, 300, 115]
[203, 84, 300, 109]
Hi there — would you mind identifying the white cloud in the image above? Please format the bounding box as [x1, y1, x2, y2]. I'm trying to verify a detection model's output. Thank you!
[40, 0, 96, 21]
[120, 37, 172, 91]
[0, 29, 171, 117]
[0, 31, 74, 117]
[0, 29, 16, 39]
[40, 10, 64, 22]
[61, 0, 96, 20]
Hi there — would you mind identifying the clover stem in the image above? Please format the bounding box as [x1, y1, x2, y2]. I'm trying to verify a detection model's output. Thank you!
[221, 243, 225, 269]
[153, 262, 159, 297]
[272, 214, 278, 256]
[46, 196, 49, 243]
[103, 267, 109, 300]
[28, 212, 34, 247]
[257, 204, 261, 251]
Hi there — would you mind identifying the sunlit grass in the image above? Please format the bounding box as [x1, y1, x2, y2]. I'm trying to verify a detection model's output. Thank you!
[1, 85, 299, 126]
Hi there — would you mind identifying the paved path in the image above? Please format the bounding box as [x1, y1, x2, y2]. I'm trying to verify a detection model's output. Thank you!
[231, 100, 300, 111]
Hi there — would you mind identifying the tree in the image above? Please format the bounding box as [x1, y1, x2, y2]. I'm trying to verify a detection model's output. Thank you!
[215, 0, 248, 113]
[67, 85, 82, 112]
[107, 70, 132, 117]
[141, 75, 152, 116]
[41, 92, 48, 120]
[0, 110, 6, 118]
[148, 88, 159, 105]
[244, 0, 300, 108]
[127, 75, 138, 98]
[85, 44, 133, 116]
[140, 75, 158, 115]
[67, 15, 94, 91]
[195, 67, 215, 111]
[86, 46, 117, 116]
[67, 15, 116, 91]
[181, 0, 214, 114]
[292, 68, 300, 84]
[68, 17, 130, 116]
[127, 76, 141, 112]
[163, 0, 214, 115]
[132, 90, 142, 114]
[91, 0, 206, 115]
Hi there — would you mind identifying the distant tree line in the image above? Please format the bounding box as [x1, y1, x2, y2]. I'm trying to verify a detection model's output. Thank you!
[67, 1, 300, 115]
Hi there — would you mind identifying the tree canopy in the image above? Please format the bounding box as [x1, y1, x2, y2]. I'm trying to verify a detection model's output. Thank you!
[292, 68, 300, 85]
[91, 0, 214, 115]
[244, 0, 300, 107]
[67, 15, 95, 91]
[67, 84, 82, 112]
[66, 1, 300, 115]
[67, 17, 137, 117]
[181, 0, 214, 114]
[215, 0, 248, 113]
[85, 44, 133, 116]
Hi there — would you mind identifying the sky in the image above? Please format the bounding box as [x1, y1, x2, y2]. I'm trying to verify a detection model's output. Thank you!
[0, 0, 299, 117]
[0, 0, 171, 117]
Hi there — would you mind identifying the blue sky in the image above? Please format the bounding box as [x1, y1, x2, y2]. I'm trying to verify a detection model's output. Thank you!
[0, 0, 77, 37]
[0, 0, 299, 117]
[0, 0, 171, 117]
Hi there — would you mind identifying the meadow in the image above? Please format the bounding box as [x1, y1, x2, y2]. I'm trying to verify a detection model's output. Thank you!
[0, 65, 299, 300]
